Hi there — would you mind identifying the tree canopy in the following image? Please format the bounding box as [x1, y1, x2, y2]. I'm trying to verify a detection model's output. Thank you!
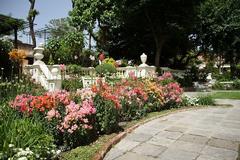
[198, 0, 240, 77]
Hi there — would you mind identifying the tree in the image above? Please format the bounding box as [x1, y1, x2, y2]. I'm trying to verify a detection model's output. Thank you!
[198, 0, 240, 77]
[45, 18, 74, 39]
[70, 0, 200, 67]
[69, 0, 122, 51]
[27, 0, 39, 48]
[109, 0, 200, 67]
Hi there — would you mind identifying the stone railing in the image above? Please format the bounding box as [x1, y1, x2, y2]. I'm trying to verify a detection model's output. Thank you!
[64, 66, 156, 79]
[160, 67, 185, 78]
[24, 43, 62, 91]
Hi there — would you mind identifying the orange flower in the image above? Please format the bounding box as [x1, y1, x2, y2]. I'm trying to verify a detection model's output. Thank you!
[8, 49, 26, 62]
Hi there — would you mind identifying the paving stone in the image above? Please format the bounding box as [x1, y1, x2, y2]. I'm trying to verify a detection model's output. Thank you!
[132, 143, 167, 157]
[114, 139, 140, 152]
[201, 145, 238, 160]
[220, 121, 240, 129]
[196, 154, 225, 160]
[104, 100, 240, 160]
[166, 114, 185, 121]
[148, 136, 176, 147]
[164, 126, 188, 133]
[178, 134, 209, 145]
[125, 133, 152, 142]
[186, 129, 212, 138]
[104, 148, 125, 160]
[212, 131, 240, 142]
[207, 138, 239, 151]
[155, 130, 183, 140]
[169, 140, 205, 153]
[115, 152, 156, 160]
[133, 126, 161, 136]
[157, 148, 199, 160]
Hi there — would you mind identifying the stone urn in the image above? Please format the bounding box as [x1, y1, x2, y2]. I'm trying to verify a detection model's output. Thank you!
[140, 53, 147, 64]
[34, 43, 44, 61]
[139, 53, 148, 67]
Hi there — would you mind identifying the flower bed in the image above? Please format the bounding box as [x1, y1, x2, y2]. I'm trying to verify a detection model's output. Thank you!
[0, 72, 184, 159]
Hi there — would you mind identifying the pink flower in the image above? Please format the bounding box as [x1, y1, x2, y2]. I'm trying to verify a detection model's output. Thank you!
[46, 109, 60, 121]
[59, 64, 65, 71]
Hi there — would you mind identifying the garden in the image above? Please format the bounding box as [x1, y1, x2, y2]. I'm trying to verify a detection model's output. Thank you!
[1, 0, 240, 159]
[0, 66, 216, 160]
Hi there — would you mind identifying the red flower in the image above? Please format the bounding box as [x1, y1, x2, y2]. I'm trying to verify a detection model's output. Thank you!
[99, 52, 105, 61]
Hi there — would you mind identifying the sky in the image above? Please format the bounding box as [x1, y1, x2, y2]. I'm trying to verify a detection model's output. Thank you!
[0, 0, 72, 44]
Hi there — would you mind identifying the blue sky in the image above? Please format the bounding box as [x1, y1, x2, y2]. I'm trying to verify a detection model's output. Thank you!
[0, 0, 72, 44]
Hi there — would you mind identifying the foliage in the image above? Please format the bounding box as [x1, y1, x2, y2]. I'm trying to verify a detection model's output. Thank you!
[3, 72, 186, 158]
[198, 0, 240, 77]
[233, 79, 240, 89]
[67, 64, 81, 74]
[181, 95, 200, 106]
[70, 0, 121, 51]
[94, 95, 119, 134]
[181, 65, 208, 87]
[95, 63, 117, 76]
[0, 38, 13, 53]
[108, 0, 200, 67]
[46, 18, 74, 39]
[62, 78, 83, 91]
[44, 31, 84, 65]
[0, 103, 56, 159]
[212, 81, 225, 90]
[213, 72, 232, 82]
[0, 75, 45, 101]
[197, 95, 215, 105]
[0, 38, 13, 78]
[102, 57, 116, 67]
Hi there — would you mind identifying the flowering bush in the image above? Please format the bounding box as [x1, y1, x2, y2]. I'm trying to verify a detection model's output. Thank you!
[94, 95, 119, 134]
[158, 72, 175, 85]
[163, 82, 183, 108]
[8, 49, 26, 63]
[143, 79, 165, 111]
[5, 71, 186, 157]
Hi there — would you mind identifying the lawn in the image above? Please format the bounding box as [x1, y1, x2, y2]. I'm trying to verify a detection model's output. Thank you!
[211, 91, 240, 99]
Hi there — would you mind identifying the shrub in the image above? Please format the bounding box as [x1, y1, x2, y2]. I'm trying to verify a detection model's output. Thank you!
[197, 95, 215, 105]
[94, 95, 119, 134]
[212, 81, 225, 90]
[143, 79, 165, 111]
[67, 64, 81, 75]
[95, 63, 117, 76]
[158, 72, 176, 85]
[213, 72, 232, 81]
[181, 95, 199, 106]
[233, 79, 240, 89]
[62, 78, 83, 91]
[102, 57, 116, 67]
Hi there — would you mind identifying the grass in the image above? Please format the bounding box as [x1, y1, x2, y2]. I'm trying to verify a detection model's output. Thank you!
[58, 105, 213, 160]
[211, 91, 240, 99]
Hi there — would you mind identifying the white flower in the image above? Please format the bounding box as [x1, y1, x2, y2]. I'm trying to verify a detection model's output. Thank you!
[8, 144, 14, 148]
[89, 55, 95, 61]
[56, 150, 61, 155]
[17, 157, 28, 160]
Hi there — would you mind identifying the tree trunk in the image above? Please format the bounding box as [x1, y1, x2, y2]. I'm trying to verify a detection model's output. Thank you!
[28, 0, 37, 48]
[154, 39, 165, 67]
[29, 23, 36, 48]
[230, 51, 237, 78]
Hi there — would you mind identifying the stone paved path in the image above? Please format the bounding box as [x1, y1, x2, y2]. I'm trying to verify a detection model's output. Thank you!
[104, 99, 240, 160]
